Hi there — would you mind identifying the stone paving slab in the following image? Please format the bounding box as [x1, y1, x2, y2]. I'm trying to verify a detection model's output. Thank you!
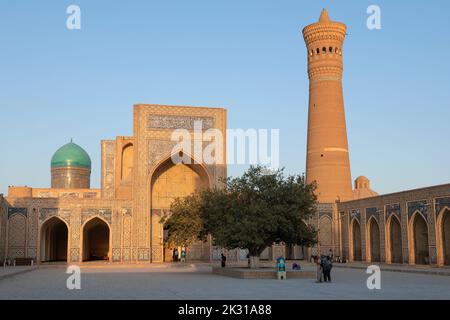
[212, 267, 316, 279]
[331, 262, 450, 276]
[1, 264, 450, 300]
[0, 267, 37, 281]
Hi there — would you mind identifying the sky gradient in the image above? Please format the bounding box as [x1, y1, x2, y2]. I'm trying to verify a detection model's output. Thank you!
[1, 0, 449, 195]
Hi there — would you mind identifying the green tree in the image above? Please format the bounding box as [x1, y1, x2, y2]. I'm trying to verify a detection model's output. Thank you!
[160, 193, 204, 248]
[162, 166, 318, 268]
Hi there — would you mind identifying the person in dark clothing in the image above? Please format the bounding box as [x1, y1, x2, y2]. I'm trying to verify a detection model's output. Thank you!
[221, 253, 227, 268]
[173, 248, 179, 263]
[322, 255, 333, 282]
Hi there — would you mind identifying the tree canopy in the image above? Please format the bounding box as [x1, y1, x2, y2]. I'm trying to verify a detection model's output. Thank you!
[161, 166, 318, 265]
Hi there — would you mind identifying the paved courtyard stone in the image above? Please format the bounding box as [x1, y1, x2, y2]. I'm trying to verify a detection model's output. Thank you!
[0, 264, 449, 300]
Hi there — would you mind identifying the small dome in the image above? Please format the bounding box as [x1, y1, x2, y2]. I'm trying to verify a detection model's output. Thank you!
[51, 141, 92, 169]
[353, 176, 378, 200]
[355, 176, 370, 189]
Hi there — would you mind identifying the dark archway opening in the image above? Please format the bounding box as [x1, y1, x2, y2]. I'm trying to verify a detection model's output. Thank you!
[83, 218, 110, 261]
[352, 220, 362, 261]
[413, 214, 429, 265]
[390, 217, 403, 264]
[41, 218, 68, 262]
[443, 210, 450, 266]
[369, 219, 381, 262]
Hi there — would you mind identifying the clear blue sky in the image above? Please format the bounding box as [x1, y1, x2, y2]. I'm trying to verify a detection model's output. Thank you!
[1, 0, 449, 195]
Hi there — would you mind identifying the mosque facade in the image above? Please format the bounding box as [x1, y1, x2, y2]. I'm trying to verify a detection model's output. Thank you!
[0, 105, 228, 263]
[1, 10, 449, 267]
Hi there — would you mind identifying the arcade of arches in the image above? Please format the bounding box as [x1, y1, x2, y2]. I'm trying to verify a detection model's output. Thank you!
[1, 104, 450, 267]
[334, 191, 450, 267]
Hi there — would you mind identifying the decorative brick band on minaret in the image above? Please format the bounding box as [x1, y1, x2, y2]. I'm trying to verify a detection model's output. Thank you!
[303, 9, 353, 203]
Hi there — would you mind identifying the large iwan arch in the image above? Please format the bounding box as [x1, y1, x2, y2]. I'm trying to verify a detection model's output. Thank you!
[40, 217, 69, 263]
[150, 153, 211, 262]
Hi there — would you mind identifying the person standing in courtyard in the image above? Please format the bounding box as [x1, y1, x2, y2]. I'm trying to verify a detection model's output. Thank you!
[180, 248, 186, 263]
[322, 256, 333, 283]
[221, 253, 227, 268]
[173, 248, 179, 263]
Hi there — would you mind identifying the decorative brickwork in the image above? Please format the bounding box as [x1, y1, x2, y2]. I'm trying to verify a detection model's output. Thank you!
[338, 184, 450, 265]
[148, 115, 214, 130]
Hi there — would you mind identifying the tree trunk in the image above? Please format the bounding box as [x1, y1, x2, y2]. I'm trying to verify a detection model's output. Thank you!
[249, 256, 260, 269]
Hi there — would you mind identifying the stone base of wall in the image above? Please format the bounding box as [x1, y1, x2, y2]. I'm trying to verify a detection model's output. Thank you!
[212, 267, 315, 279]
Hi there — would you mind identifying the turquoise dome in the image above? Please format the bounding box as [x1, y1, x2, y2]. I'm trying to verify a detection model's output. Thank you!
[51, 141, 92, 169]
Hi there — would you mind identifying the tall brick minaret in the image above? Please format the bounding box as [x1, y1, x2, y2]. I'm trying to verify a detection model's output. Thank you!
[302, 9, 353, 203]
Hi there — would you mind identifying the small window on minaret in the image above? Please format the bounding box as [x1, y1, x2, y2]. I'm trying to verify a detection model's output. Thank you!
[316, 48, 320, 54]
[329, 47, 333, 53]
[322, 47, 326, 53]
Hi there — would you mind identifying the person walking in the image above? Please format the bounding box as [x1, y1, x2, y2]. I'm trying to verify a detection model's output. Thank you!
[221, 253, 227, 268]
[322, 255, 333, 282]
[180, 248, 186, 263]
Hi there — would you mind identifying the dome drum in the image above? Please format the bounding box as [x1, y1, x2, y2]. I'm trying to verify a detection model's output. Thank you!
[50, 141, 92, 189]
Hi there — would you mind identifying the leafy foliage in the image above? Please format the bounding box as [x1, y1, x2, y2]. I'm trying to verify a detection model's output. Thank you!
[160, 194, 203, 248]
[161, 166, 318, 261]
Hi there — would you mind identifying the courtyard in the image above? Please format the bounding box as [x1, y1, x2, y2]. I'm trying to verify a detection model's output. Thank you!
[0, 263, 449, 300]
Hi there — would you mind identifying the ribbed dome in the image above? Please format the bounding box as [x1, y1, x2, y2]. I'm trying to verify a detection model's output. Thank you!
[51, 141, 92, 169]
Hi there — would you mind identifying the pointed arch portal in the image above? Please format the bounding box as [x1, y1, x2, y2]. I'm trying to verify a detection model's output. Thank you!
[151, 154, 210, 262]
[389, 216, 403, 264]
[368, 218, 381, 262]
[82, 217, 111, 262]
[40, 217, 68, 263]
[413, 213, 429, 265]
[352, 220, 362, 261]
[442, 210, 450, 265]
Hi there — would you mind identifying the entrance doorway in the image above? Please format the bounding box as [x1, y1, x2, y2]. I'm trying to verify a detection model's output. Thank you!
[413, 214, 429, 265]
[352, 220, 362, 261]
[82, 218, 110, 261]
[40, 217, 68, 262]
[442, 210, 450, 265]
[369, 218, 381, 262]
[389, 217, 402, 263]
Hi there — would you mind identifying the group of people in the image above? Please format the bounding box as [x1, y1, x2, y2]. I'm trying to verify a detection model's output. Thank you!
[172, 248, 187, 263]
[315, 249, 334, 283]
